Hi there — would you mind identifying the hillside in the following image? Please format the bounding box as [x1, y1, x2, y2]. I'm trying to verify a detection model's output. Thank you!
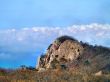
[37, 35, 110, 74]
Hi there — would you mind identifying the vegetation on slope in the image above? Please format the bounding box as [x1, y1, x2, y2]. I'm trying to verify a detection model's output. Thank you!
[0, 68, 110, 82]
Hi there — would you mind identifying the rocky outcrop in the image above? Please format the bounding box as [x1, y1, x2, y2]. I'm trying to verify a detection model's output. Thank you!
[36, 36, 83, 70]
[36, 35, 110, 73]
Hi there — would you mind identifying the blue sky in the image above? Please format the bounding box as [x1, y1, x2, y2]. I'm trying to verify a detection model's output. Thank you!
[0, 0, 110, 28]
[0, 0, 110, 68]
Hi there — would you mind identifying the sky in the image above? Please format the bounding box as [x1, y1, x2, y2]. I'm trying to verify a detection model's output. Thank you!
[0, 0, 110, 68]
[0, 0, 110, 28]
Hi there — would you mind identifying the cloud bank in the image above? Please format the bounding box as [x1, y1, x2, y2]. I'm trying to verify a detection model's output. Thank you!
[0, 23, 110, 68]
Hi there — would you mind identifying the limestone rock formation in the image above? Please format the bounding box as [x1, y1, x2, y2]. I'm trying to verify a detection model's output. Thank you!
[36, 36, 83, 69]
[36, 35, 110, 73]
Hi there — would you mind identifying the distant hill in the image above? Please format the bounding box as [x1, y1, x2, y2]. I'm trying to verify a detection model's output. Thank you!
[37, 35, 110, 73]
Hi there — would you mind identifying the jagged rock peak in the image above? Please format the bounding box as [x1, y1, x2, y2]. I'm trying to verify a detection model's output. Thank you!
[47, 35, 78, 50]
[37, 35, 83, 70]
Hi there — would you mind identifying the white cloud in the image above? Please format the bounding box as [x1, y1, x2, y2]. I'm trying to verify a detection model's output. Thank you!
[0, 23, 110, 66]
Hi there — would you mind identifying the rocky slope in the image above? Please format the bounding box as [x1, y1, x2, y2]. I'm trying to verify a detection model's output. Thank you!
[36, 36, 110, 73]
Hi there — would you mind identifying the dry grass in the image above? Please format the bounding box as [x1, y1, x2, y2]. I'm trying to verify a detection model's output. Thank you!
[0, 69, 110, 82]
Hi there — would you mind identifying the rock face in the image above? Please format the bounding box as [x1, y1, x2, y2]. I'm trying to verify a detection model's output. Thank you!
[37, 36, 83, 69]
[36, 35, 110, 73]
